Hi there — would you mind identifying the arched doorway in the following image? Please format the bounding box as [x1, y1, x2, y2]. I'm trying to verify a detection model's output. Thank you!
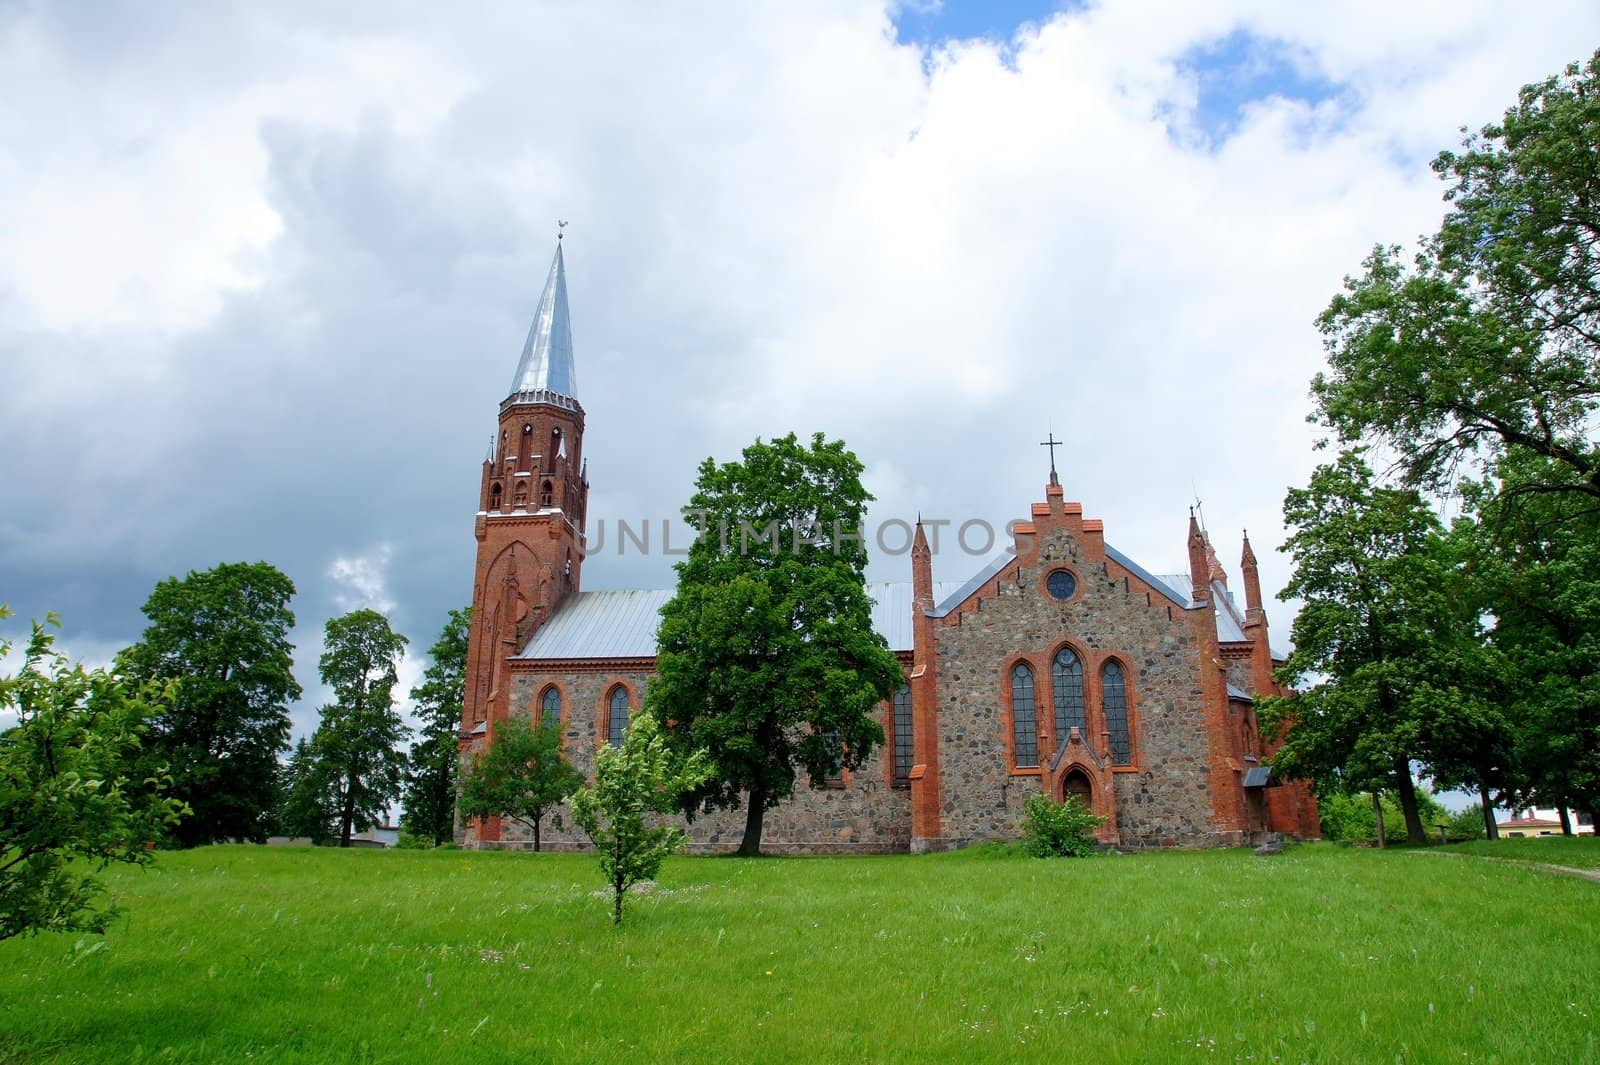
[1061, 769, 1092, 807]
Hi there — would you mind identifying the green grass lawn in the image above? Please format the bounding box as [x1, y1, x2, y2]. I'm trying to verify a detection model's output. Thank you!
[1453, 834, 1600, 870]
[1, 844, 1595, 1064]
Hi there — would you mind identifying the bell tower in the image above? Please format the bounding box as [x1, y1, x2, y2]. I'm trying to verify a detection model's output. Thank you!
[461, 238, 589, 735]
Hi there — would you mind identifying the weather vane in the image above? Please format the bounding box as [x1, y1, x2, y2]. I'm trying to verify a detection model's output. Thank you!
[557, 219, 569, 241]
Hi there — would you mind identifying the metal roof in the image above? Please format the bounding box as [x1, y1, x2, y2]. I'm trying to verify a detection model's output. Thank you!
[517, 581, 965, 661]
[930, 553, 1013, 618]
[509, 243, 577, 399]
[518, 588, 671, 660]
[1106, 544, 1192, 609]
[1226, 682, 1253, 701]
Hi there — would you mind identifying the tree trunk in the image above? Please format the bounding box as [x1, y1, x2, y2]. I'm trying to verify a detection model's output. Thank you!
[738, 787, 766, 856]
[1392, 756, 1426, 844]
[339, 791, 355, 848]
[533, 813, 542, 853]
[1558, 806, 1574, 836]
[613, 837, 626, 925]
[1479, 780, 1499, 840]
[1372, 791, 1386, 848]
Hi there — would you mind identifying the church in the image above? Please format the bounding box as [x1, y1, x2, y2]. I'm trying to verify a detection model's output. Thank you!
[458, 242, 1320, 852]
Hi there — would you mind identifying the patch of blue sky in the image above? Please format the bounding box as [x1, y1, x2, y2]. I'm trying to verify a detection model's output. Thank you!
[890, 0, 1079, 48]
[1172, 30, 1351, 149]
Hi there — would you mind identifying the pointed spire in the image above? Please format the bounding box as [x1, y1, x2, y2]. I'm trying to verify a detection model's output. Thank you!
[509, 242, 577, 399]
[1187, 508, 1210, 606]
[912, 517, 933, 609]
[1241, 530, 1264, 614]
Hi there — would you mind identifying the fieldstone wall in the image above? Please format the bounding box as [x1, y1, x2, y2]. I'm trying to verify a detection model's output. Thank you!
[931, 525, 1223, 848]
[488, 666, 911, 853]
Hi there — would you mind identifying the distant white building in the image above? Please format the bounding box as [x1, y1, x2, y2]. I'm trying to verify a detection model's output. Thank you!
[1497, 807, 1595, 837]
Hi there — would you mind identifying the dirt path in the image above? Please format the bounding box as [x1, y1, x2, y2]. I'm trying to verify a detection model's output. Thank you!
[1416, 848, 1600, 884]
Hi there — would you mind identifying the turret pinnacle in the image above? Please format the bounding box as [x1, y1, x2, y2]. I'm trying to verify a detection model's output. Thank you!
[509, 242, 577, 399]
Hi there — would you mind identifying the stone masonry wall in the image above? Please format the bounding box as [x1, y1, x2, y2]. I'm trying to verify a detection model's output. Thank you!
[932, 525, 1222, 848]
[487, 666, 911, 854]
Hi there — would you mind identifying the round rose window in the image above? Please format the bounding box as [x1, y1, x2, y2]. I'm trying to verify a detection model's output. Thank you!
[1046, 569, 1077, 600]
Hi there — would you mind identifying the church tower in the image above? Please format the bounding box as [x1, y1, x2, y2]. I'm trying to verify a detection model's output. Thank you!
[461, 240, 589, 736]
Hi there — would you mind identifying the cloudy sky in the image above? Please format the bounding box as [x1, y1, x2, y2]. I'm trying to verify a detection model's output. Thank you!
[3, 1, 1595, 739]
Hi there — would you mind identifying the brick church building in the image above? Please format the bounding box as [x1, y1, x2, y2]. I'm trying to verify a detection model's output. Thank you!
[459, 242, 1319, 852]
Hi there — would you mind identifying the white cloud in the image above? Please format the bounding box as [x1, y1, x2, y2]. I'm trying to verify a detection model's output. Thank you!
[326, 544, 396, 615]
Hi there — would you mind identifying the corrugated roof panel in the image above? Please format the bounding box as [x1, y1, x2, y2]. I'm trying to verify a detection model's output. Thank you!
[518, 581, 959, 662]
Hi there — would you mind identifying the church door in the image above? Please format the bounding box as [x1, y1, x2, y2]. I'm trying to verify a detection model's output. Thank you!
[1061, 770, 1093, 807]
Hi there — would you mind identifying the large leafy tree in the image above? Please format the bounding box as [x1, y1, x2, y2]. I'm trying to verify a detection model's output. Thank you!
[1258, 451, 1501, 844]
[115, 562, 300, 846]
[401, 607, 469, 846]
[1468, 451, 1600, 823]
[651, 432, 904, 855]
[457, 714, 582, 852]
[1313, 51, 1600, 503]
[304, 610, 410, 847]
[1, 609, 185, 939]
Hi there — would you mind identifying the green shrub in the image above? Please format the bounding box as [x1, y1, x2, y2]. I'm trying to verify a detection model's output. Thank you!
[1019, 793, 1105, 857]
[1447, 806, 1489, 841]
[394, 830, 431, 850]
[1317, 789, 1451, 842]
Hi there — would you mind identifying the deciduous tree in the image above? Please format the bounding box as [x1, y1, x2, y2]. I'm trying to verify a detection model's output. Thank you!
[1469, 452, 1600, 823]
[457, 713, 582, 852]
[571, 713, 709, 925]
[1, 609, 185, 939]
[1259, 452, 1494, 844]
[115, 562, 300, 846]
[650, 433, 904, 855]
[402, 607, 469, 846]
[305, 610, 409, 847]
[1313, 51, 1600, 503]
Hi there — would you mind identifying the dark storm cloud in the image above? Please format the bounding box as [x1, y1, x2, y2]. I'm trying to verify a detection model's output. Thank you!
[4, 1, 1597, 739]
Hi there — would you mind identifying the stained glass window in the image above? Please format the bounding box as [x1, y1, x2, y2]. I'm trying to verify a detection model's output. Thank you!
[893, 685, 914, 782]
[1052, 647, 1086, 740]
[1046, 569, 1077, 600]
[1102, 661, 1131, 764]
[1011, 663, 1038, 768]
[539, 686, 561, 731]
[607, 685, 630, 747]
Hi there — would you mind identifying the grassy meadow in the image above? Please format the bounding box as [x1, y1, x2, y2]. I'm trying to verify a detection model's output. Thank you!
[0, 843, 1595, 1064]
[1454, 834, 1600, 870]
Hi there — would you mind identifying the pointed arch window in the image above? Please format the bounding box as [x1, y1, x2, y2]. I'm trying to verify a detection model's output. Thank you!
[1102, 661, 1131, 764]
[539, 686, 561, 731]
[1010, 663, 1039, 768]
[892, 684, 914, 783]
[540, 480, 554, 508]
[1052, 647, 1086, 741]
[607, 685, 630, 747]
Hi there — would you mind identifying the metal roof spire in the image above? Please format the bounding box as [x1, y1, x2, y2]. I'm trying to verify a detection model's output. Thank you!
[509, 232, 577, 400]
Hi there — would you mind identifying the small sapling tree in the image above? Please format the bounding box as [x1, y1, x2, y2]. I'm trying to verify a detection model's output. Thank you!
[570, 712, 710, 925]
[1, 609, 186, 939]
